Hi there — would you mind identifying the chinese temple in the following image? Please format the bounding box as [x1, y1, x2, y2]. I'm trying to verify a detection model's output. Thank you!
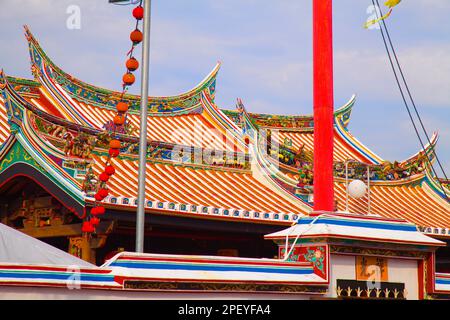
[0, 12, 449, 299]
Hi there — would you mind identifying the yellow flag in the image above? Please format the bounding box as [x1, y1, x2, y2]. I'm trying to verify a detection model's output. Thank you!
[385, 0, 401, 8]
[364, 9, 392, 29]
[364, 0, 401, 29]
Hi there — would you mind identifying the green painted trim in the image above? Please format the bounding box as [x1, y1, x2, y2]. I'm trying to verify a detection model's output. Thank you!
[0, 142, 43, 173]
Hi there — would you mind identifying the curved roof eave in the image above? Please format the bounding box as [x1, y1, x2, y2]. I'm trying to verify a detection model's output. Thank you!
[401, 132, 439, 165]
[24, 25, 221, 109]
[422, 163, 450, 203]
[334, 94, 356, 129]
[221, 94, 356, 130]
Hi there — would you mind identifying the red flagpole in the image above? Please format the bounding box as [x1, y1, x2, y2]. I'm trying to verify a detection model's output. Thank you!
[313, 0, 334, 211]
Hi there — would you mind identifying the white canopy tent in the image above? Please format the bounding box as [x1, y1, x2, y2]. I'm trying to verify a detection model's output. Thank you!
[0, 223, 94, 267]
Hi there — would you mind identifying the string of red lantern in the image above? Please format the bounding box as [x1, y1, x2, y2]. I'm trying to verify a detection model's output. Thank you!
[82, 1, 145, 234]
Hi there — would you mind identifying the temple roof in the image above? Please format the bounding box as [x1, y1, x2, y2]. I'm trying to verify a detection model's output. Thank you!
[90, 154, 306, 218]
[25, 26, 220, 114]
[334, 178, 450, 230]
[0, 28, 447, 238]
[265, 212, 445, 247]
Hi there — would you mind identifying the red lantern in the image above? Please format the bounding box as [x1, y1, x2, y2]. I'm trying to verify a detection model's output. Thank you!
[126, 57, 139, 72]
[94, 188, 109, 201]
[130, 29, 143, 44]
[105, 165, 116, 176]
[133, 6, 144, 20]
[99, 172, 110, 182]
[94, 193, 104, 202]
[123, 73, 135, 86]
[116, 102, 129, 113]
[114, 115, 126, 126]
[98, 188, 109, 198]
[109, 139, 122, 149]
[96, 206, 106, 215]
[91, 206, 106, 216]
[90, 216, 100, 227]
[109, 148, 120, 158]
[81, 221, 95, 233]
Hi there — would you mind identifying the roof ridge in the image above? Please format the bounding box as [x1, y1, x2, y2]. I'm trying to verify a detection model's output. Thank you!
[221, 95, 356, 130]
[24, 26, 220, 113]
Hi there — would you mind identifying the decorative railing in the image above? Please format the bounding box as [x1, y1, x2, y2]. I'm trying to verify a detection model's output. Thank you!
[273, 147, 429, 183]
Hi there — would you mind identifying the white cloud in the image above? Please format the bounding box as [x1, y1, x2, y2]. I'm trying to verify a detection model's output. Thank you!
[334, 44, 450, 108]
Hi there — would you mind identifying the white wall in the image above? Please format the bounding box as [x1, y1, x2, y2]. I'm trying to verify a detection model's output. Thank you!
[327, 254, 419, 300]
[388, 258, 419, 300]
[327, 254, 356, 298]
[0, 286, 316, 300]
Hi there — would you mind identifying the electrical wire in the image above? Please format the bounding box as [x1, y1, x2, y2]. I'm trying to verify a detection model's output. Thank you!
[371, 0, 449, 200]
[376, 0, 448, 183]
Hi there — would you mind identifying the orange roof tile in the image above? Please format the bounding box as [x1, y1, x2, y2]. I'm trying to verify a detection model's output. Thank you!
[0, 98, 10, 144]
[277, 130, 372, 163]
[91, 154, 305, 216]
[335, 180, 450, 230]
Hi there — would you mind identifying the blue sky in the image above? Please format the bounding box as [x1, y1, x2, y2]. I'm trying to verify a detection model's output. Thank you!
[0, 0, 448, 174]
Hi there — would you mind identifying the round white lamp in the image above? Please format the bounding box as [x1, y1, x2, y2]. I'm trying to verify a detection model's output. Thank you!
[348, 179, 367, 199]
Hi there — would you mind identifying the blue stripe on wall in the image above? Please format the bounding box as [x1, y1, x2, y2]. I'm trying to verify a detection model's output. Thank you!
[436, 279, 450, 285]
[110, 262, 313, 275]
[297, 217, 417, 232]
[0, 272, 114, 282]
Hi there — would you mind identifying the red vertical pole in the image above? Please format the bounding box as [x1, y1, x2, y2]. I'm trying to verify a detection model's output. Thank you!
[313, 0, 334, 211]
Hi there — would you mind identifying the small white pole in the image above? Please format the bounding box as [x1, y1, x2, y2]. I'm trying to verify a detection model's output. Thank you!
[136, 0, 152, 253]
[345, 160, 349, 212]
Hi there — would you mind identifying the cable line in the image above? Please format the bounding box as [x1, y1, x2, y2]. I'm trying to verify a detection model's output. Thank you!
[371, 0, 448, 200]
[375, 0, 448, 182]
